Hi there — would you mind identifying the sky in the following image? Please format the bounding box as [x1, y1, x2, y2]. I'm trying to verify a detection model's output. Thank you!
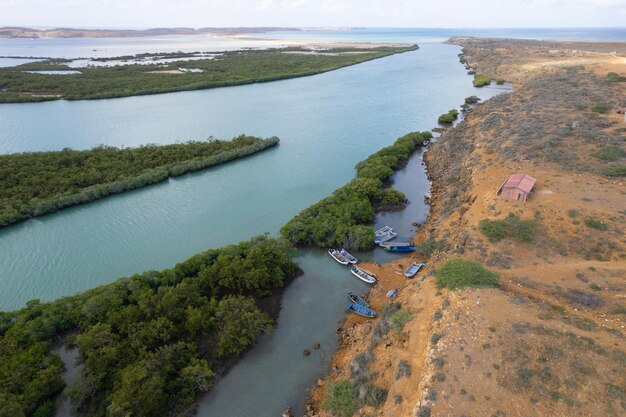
[1, 0, 625, 28]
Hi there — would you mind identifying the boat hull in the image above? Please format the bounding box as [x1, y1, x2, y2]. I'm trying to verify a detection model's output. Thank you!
[345, 302, 376, 318]
[350, 267, 377, 284]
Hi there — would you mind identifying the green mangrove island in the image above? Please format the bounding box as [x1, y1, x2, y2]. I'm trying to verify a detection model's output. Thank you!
[0, 45, 418, 102]
[280, 131, 432, 250]
[0, 235, 298, 417]
[0, 135, 279, 227]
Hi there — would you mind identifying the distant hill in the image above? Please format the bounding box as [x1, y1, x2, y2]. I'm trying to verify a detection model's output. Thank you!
[0, 26, 301, 38]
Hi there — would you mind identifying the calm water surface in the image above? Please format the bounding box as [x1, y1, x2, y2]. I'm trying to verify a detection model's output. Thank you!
[0, 41, 505, 417]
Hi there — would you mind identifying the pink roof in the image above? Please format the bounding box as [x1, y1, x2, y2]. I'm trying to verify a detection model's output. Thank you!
[502, 173, 536, 194]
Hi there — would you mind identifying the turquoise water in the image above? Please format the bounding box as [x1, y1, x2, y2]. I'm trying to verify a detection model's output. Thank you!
[256, 27, 626, 43]
[0, 43, 500, 312]
[0, 40, 505, 417]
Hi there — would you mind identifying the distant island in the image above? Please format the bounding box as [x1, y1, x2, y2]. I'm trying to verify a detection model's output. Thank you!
[0, 26, 302, 39]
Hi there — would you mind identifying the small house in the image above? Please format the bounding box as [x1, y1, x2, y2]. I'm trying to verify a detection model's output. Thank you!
[497, 173, 536, 202]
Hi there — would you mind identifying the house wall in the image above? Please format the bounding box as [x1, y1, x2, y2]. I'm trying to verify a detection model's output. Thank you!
[501, 187, 528, 202]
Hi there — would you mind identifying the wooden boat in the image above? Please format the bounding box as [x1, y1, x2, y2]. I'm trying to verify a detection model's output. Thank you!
[350, 266, 377, 284]
[381, 242, 416, 253]
[345, 302, 376, 318]
[375, 225, 394, 236]
[404, 262, 425, 278]
[348, 291, 369, 307]
[328, 249, 350, 265]
[340, 248, 358, 264]
[374, 229, 397, 244]
[386, 288, 399, 298]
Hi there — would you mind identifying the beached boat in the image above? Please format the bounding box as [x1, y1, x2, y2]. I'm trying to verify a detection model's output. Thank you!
[328, 249, 350, 265]
[345, 302, 376, 318]
[404, 262, 425, 278]
[350, 266, 377, 284]
[340, 248, 358, 264]
[381, 242, 416, 253]
[386, 288, 399, 298]
[348, 291, 369, 307]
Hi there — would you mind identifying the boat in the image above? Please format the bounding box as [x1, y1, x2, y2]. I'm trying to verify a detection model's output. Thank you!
[404, 262, 425, 278]
[375, 225, 394, 236]
[348, 291, 369, 307]
[374, 226, 398, 245]
[350, 266, 377, 284]
[386, 288, 399, 298]
[381, 242, 416, 253]
[328, 249, 350, 265]
[345, 302, 376, 318]
[340, 248, 358, 264]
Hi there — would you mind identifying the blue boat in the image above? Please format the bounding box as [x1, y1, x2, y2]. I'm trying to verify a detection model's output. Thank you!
[345, 302, 376, 318]
[381, 241, 416, 253]
[348, 291, 369, 307]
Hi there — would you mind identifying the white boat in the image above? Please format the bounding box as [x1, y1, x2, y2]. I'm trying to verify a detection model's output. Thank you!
[374, 229, 397, 244]
[340, 248, 358, 264]
[328, 249, 350, 265]
[350, 266, 377, 284]
[375, 225, 394, 237]
[404, 262, 425, 278]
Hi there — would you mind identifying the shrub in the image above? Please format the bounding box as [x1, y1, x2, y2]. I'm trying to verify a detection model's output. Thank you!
[590, 103, 611, 114]
[473, 74, 491, 87]
[495, 78, 505, 85]
[607, 72, 625, 82]
[584, 216, 607, 231]
[464, 95, 481, 104]
[567, 209, 579, 218]
[395, 360, 412, 380]
[606, 165, 626, 177]
[362, 384, 388, 407]
[438, 109, 459, 124]
[391, 309, 413, 331]
[479, 214, 536, 242]
[435, 259, 500, 290]
[324, 381, 358, 417]
[593, 146, 626, 161]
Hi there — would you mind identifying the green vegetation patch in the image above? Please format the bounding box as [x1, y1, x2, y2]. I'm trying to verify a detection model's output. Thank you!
[464, 95, 481, 104]
[584, 216, 608, 231]
[324, 381, 358, 417]
[496, 78, 506, 85]
[0, 235, 298, 417]
[606, 165, 626, 177]
[593, 146, 626, 161]
[391, 309, 413, 331]
[473, 74, 491, 87]
[0, 46, 418, 103]
[590, 103, 611, 114]
[435, 259, 500, 290]
[280, 131, 432, 250]
[0, 135, 278, 228]
[479, 214, 536, 242]
[607, 72, 626, 82]
[437, 109, 459, 124]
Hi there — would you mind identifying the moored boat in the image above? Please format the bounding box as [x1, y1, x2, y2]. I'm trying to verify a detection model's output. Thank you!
[345, 302, 376, 318]
[374, 229, 397, 244]
[340, 248, 358, 264]
[375, 225, 394, 236]
[404, 262, 425, 277]
[328, 248, 350, 265]
[350, 266, 377, 284]
[348, 291, 369, 307]
[381, 242, 416, 253]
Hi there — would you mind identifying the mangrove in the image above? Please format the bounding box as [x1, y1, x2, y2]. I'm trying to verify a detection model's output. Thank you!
[280, 131, 432, 250]
[0, 45, 418, 103]
[0, 235, 298, 417]
[0, 135, 279, 228]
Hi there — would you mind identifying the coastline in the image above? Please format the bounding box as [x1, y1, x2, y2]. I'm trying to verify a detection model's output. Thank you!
[302, 37, 626, 417]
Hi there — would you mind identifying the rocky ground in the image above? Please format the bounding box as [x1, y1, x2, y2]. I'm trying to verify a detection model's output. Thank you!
[305, 38, 626, 417]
